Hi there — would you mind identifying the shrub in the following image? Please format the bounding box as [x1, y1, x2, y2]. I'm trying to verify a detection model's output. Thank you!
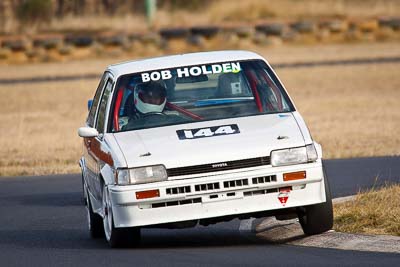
[160, 0, 211, 11]
[17, 0, 53, 24]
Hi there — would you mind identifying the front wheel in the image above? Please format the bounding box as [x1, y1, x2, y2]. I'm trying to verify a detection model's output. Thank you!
[102, 184, 141, 248]
[297, 165, 333, 235]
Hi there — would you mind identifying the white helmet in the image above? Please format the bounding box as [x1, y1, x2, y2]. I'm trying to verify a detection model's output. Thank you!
[134, 81, 167, 114]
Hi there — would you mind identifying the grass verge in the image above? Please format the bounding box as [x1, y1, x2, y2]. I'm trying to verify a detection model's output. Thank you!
[334, 184, 400, 236]
[0, 80, 96, 176]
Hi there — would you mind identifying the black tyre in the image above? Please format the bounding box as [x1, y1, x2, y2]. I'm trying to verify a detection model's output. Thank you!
[65, 35, 94, 47]
[85, 189, 105, 238]
[96, 34, 127, 46]
[159, 27, 189, 39]
[32, 36, 62, 49]
[190, 26, 220, 38]
[255, 23, 285, 36]
[2, 38, 27, 52]
[379, 17, 400, 30]
[298, 165, 333, 235]
[102, 184, 141, 248]
[290, 21, 316, 33]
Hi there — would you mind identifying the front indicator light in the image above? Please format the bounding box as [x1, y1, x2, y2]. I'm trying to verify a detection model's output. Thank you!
[136, 189, 160, 200]
[283, 171, 306, 181]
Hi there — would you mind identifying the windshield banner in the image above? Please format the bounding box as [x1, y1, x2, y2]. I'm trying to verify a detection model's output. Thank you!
[141, 62, 241, 82]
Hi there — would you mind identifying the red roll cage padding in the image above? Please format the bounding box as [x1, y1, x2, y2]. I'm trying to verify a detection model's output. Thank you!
[113, 87, 124, 131]
[259, 70, 283, 110]
[245, 70, 263, 112]
[166, 102, 203, 120]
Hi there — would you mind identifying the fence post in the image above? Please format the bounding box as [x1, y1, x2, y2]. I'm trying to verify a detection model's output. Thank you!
[145, 0, 156, 27]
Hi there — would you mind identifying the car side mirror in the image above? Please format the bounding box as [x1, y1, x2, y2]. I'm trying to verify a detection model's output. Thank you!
[78, 127, 99, 138]
[87, 99, 93, 111]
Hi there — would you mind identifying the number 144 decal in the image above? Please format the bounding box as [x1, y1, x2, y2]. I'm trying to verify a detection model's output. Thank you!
[176, 124, 240, 140]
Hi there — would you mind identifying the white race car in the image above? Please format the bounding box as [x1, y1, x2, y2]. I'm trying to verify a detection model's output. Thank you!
[78, 50, 333, 247]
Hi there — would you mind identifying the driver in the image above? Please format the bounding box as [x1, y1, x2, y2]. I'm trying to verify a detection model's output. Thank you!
[133, 81, 167, 117]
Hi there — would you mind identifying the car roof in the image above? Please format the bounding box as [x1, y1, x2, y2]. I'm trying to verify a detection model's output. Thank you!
[106, 50, 265, 77]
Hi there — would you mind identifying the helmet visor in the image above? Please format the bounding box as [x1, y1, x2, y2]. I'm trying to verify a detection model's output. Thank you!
[138, 91, 166, 105]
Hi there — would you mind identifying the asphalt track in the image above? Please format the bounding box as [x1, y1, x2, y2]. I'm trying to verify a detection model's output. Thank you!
[0, 156, 399, 266]
[1, 56, 400, 85]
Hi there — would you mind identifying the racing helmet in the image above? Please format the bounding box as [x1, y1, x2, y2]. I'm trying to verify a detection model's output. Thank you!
[134, 81, 167, 114]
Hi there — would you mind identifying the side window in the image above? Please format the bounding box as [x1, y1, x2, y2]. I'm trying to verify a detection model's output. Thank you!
[95, 80, 114, 134]
[87, 73, 107, 127]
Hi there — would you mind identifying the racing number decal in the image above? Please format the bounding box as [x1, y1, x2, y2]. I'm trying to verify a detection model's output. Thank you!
[177, 124, 240, 140]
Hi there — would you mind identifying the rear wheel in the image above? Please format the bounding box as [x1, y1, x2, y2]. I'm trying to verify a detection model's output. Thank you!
[102, 184, 141, 248]
[85, 188, 104, 238]
[298, 165, 333, 235]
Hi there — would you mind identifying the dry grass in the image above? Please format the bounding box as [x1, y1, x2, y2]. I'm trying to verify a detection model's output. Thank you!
[0, 80, 96, 176]
[0, 42, 399, 176]
[31, 0, 400, 33]
[334, 184, 400, 236]
[278, 63, 400, 158]
[208, 0, 400, 23]
[48, 14, 148, 34]
[0, 58, 112, 80]
[253, 42, 400, 64]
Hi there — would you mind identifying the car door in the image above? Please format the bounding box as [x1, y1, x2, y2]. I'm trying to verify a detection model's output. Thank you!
[83, 73, 107, 200]
[84, 73, 114, 203]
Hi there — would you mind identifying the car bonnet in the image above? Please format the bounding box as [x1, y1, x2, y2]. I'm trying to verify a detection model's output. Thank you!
[113, 113, 306, 170]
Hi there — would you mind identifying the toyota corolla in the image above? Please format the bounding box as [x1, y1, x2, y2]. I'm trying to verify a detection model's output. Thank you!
[78, 50, 333, 247]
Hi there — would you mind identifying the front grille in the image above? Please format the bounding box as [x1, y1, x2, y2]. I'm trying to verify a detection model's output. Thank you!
[252, 175, 277, 184]
[151, 198, 201, 209]
[243, 188, 278, 197]
[223, 178, 249, 188]
[166, 186, 191, 195]
[167, 156, 271, 177]
[195, 182, 220, 192]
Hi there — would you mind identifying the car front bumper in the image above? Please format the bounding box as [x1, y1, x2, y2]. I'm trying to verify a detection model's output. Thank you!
[108, 161, 327, 228]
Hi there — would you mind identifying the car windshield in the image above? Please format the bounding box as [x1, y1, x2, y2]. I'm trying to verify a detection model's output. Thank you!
[110, 59, 294, 132]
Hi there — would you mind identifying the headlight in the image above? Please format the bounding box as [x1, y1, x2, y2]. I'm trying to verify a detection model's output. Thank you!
[115, 165, 168, 185]
[271, 144, 318, 167]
